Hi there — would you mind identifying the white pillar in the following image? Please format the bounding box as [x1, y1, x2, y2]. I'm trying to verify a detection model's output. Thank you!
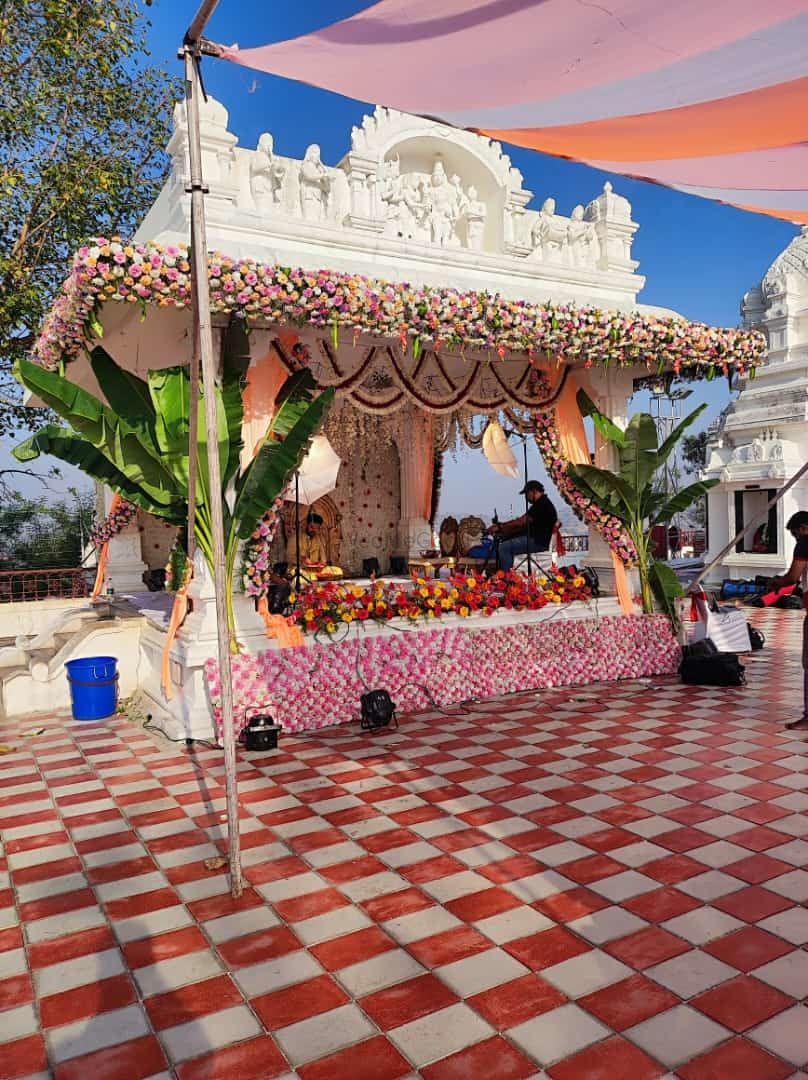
[397, 407, 435, 558]
[578, 369, 636, 595]
[102, 487, 148, 593]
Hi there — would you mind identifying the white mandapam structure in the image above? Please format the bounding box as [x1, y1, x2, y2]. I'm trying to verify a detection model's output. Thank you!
[1, 98, 723, 734]
[703, 227, 808, 582]
[100, 97, 662, 592]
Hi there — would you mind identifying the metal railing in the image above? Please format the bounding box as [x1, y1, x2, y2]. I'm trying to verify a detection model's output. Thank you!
[0, 568, 90, 604]
[561, 533, 589, 553]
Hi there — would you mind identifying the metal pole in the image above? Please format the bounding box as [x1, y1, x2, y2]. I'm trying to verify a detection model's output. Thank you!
[523, 437, 532, 575]
[185, 0, 221, 48]
[183, 42, 243, 897]
[187, 243, 200, 562]
[295, 471, 302, 592]
[694, 459, 808, 589]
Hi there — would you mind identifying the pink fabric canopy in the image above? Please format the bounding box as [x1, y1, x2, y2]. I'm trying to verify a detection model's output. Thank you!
[221, 0, 808, 223]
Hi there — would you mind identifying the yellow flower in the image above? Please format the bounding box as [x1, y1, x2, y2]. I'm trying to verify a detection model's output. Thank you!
[573, 576, 585, 587]
[466, 577, 477, 588]
[551, 594, 561, 602]
[419, 587, 429, 598]
[441, 598, 452, 609]
[326, 621, 337, 633]
[450, 589, 459, 600]
[352, 586, 364, 599]
[304, 608, 315, 621]
[459, 605, 470, 617]
[341, 613, 353, 623]
[538, 576, 548, 586]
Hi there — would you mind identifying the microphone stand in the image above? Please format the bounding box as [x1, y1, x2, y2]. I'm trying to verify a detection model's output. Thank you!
[294, 470, 302, 593]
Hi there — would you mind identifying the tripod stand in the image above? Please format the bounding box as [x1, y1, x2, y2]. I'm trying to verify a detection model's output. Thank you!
[501, 429, 534, 576]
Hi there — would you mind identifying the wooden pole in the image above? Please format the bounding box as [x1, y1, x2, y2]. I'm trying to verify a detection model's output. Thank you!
[187, 246, 200, 562]
[182, 35, 243, 897]
[694, 459, 808, 588]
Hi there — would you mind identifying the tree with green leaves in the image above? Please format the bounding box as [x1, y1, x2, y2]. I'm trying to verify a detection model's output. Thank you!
[0, 0, 178, 437]
[0, 487, 94, 569]
[567, 390, 717, 622]
[13, 319, 334, 649]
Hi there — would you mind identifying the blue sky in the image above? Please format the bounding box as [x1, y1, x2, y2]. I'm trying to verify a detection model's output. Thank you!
[5, 1, 797, 520]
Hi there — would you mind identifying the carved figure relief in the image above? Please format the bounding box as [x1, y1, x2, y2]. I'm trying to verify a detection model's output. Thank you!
[427, 160, 458, 247]
[299, 144, 330, 223]
[251, 133, 286, 212]
[463, 186, 486, 251]
[530, 198, 567, 261]
[566, 205, 597, 267]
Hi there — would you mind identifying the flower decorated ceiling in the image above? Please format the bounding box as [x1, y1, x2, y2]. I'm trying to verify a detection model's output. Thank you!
[33, 239, 766, 386]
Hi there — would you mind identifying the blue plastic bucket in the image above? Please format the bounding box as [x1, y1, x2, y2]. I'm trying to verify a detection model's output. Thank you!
[65, 656, 119, 721]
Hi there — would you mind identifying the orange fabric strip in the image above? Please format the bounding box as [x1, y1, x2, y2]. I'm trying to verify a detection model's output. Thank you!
[611, 551, 635, 617]
[547, 374, 634, 616]
[161, 584, 190, 700]
[257, 595, 305, 648]
[480, 75, 808, 162]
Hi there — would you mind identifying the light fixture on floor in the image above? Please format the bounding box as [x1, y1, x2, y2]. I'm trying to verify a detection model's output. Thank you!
[360, 690, 397, 732]
[243, 709, 282, 751]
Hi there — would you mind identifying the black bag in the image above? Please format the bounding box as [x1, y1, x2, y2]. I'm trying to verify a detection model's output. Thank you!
[360, 689, 398, 731]
[267, 582, 292, 615]
[681, 638, 718, 661]
[680, 652, 745, 686]
[775, 593, 804, 611]
[748, 626, 765, 651]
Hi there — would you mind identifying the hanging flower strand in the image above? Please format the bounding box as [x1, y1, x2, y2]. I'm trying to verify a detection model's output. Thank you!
[90, 498, 137, 547]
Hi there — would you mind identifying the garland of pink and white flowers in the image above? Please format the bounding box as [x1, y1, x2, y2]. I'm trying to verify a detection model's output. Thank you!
[533, 408, 638, 563]
[33, 237, 765, 376]
[241, 498, 284, 599]
[89, 498, 137, 547]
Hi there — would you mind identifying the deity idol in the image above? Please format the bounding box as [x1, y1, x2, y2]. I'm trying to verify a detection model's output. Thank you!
[427, 161, 457, 247]
[299, 144, 330, 223]
[251, 133, 286, 212]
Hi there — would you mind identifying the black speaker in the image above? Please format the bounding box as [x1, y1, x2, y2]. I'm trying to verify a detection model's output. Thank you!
[360, 690, 397, 732]
[242, 710, 281, 751]
[362, 557, 381, 578]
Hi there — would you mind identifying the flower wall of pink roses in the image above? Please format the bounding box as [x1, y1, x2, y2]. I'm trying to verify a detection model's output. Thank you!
[205, 613, 679, 737]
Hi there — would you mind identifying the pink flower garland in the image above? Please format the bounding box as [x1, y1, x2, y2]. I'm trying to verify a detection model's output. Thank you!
[242, 498, 284, 598]
[205, 613, 679, 737]
[534, 408, 638, 564]
[89, 499, 137, 547]
[33, 238, 765, 375]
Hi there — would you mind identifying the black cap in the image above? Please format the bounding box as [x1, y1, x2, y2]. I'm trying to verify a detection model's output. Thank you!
[519, 480, 544, 494]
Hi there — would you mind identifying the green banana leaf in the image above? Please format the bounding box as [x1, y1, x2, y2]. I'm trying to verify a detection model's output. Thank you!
[13, 425, 185, 520]
[89, 347, 155, 427]
[650, 479, 718, 525]
[618, 412, 659, 497]
[566, 463, 637, 520]
[576, 388, 626, 447]
[15, 356, 178, 504]
[234, 384, 335, 541]
[648, 559, 684, 628]
[656, 403, 708, 467]
[220, 317, 251, 488]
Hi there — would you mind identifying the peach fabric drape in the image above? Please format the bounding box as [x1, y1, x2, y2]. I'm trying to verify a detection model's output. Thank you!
[550, 376, 634, 616]
[240, 346, 290, 471]
[161, 581, 190, 700]
[257, 595, 305, 647]
[90, 492, 122, 600]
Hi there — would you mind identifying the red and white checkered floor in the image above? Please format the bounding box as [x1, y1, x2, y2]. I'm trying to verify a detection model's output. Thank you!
[1, 609, 807, 1079]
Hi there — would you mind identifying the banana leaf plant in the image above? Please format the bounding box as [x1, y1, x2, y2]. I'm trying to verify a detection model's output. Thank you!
[14, 319, 334, 650]
[567, 389, 717, 622]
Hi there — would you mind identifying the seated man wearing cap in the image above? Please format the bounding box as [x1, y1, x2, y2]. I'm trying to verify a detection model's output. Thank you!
[486, 480, 558, 573]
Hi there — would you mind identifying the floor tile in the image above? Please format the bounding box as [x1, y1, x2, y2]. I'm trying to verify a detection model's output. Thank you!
[626, 1004, 730, 1068]
[508, 1003, 609, 1066]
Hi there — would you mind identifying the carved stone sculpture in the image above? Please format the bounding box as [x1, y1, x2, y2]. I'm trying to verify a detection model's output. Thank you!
[530, 198, 566, 261]
[299, 144, 330, 223]
[566, 204, 597, 267]
[380, 156, 408, 236]
[464, 186, 486, 251]
[426, 161, 458, 247]
[251, 133, 285, 212]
